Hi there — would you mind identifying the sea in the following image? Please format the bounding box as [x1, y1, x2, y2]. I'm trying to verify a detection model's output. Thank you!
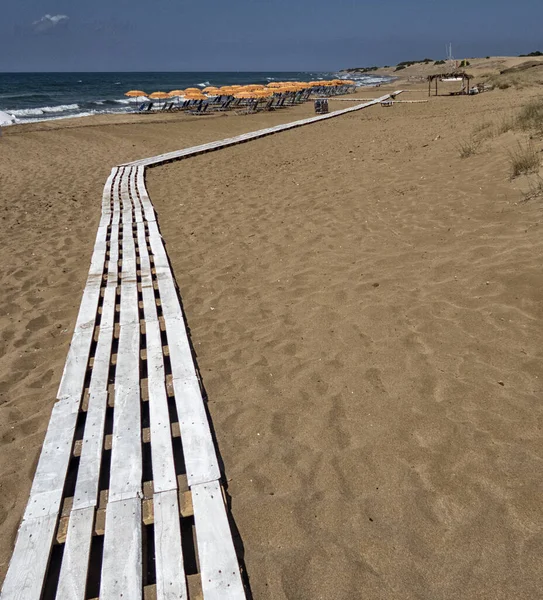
[0, 71, 392, 125]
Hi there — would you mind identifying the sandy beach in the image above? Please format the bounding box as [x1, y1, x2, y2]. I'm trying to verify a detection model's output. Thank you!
[1, 65, 542, 598]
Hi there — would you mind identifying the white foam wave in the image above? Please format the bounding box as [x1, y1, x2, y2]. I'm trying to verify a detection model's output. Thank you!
[197, 81, 210, 87]
[114, 98, 131, 104]
[2, 110, 99, 126]
[9, 103, 80, 117]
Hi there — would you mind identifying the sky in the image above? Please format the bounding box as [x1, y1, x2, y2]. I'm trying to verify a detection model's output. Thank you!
[1, 0, 542, 72]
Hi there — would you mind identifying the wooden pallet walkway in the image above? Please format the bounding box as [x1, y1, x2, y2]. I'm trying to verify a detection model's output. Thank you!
[1, 90, 401, 600]
[122, 91, 402, 169]
[0, 165, 244, 600]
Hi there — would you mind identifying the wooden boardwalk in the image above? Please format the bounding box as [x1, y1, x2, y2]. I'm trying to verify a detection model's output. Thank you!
[0, 91, 400, 600]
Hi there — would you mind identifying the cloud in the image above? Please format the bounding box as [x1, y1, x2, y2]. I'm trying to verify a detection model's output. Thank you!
[32, 14, 69, 33]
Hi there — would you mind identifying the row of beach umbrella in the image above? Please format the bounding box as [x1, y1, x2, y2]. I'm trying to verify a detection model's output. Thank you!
[125, 80, 356, 104]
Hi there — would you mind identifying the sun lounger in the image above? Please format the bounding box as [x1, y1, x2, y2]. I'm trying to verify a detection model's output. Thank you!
[138, 102, 154, 113]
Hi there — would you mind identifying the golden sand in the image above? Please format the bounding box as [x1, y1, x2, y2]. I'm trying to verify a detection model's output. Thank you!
[1, 72, 542, 598]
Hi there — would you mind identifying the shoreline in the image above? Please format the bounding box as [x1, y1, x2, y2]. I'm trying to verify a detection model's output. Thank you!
[0, 72, 394, 127]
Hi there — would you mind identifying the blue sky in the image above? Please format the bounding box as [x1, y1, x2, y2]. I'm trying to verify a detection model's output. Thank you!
[1, 0, 542, 71]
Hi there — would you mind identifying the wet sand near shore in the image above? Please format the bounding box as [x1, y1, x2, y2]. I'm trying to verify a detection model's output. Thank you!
[1, 80, 542, 598]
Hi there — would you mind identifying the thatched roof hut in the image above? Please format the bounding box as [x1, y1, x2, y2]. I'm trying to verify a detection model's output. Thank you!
[427, 71, 473, 96]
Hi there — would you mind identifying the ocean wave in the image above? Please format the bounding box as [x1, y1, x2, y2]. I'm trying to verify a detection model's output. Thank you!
[9, 103, 80, 117]
[2, 110, 101, 126]
[197, 81, 211, 87]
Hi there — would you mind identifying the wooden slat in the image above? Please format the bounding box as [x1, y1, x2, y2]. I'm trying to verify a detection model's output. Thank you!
[23, 398, 79, 520]
[102, 168, 118, 214]
[120, 167, 133, 223]
[0, 515, 58, 600]
[112, 169, 121, 226]
[136, 166, 156, 222]
[86, 218, 119, 396]
[192, 480, 245, 600]
[136, 221, 186, 596]
[172, 378, 220, 487]
[72, 391, 109, 510]
[108, 170, 142, 503]
[119, 188, 139, 327]
[153, 490, 188, 600]
[136, 221, 176, 493]
[145, 221, 198, 382]
[108, 321, 142, 502]
[136, 221, 158, 324]
[163, 315, 198, 383]
[129, 165, 144, 223]
[100, 498, 142, 600]
[55, 507, 95, 600]
[56, 223, 108, 402]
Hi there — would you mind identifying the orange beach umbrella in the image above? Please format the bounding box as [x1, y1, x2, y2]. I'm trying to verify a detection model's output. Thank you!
[184, 92, 207, 100]
[125, 90, 147, 97]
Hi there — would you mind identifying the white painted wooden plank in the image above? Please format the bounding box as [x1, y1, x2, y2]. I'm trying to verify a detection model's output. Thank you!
[154, 272, 182, 320]
[0, 514, 58, 600]
[23, 398, 79, 520]
[164, 315, 198, 382]
[57, 223, 108, 401]
[83, 219, 119, 395]
[72, 390, 108, 510]
[108, 322, 142, 502]
[144, 224, 196, 381]
[88, 307, 115, 397]
[120, 168, 133, 224]
[192, 480, 245, 600]
[102, 167, 118, 210]
[135, 221, 158, 324]
[57, 324, 96, 402]
[135, 221, 177, 493]
[147, 383, 176, 492]
[146, 221, 170, 272]
[119, 205, 139, 328]
[55, 507, 95, 600]
[129, 166, 144, 223]
[100, 497, 142, 600]
[136, 166, 156, 222]
[88, 225, 109, 278]
[153, 490, 187, 600]
[112, 172, 121, 226]
[172, 378, 220, 486]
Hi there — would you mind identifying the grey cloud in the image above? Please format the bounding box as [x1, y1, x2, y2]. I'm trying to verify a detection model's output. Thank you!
[32, 14, 69, 33]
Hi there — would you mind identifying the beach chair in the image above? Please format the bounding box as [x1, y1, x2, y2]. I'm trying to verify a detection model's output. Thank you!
[138, 102, 154, 113]
[189, 102, 211, 116]
[213, 98, 234, 112]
